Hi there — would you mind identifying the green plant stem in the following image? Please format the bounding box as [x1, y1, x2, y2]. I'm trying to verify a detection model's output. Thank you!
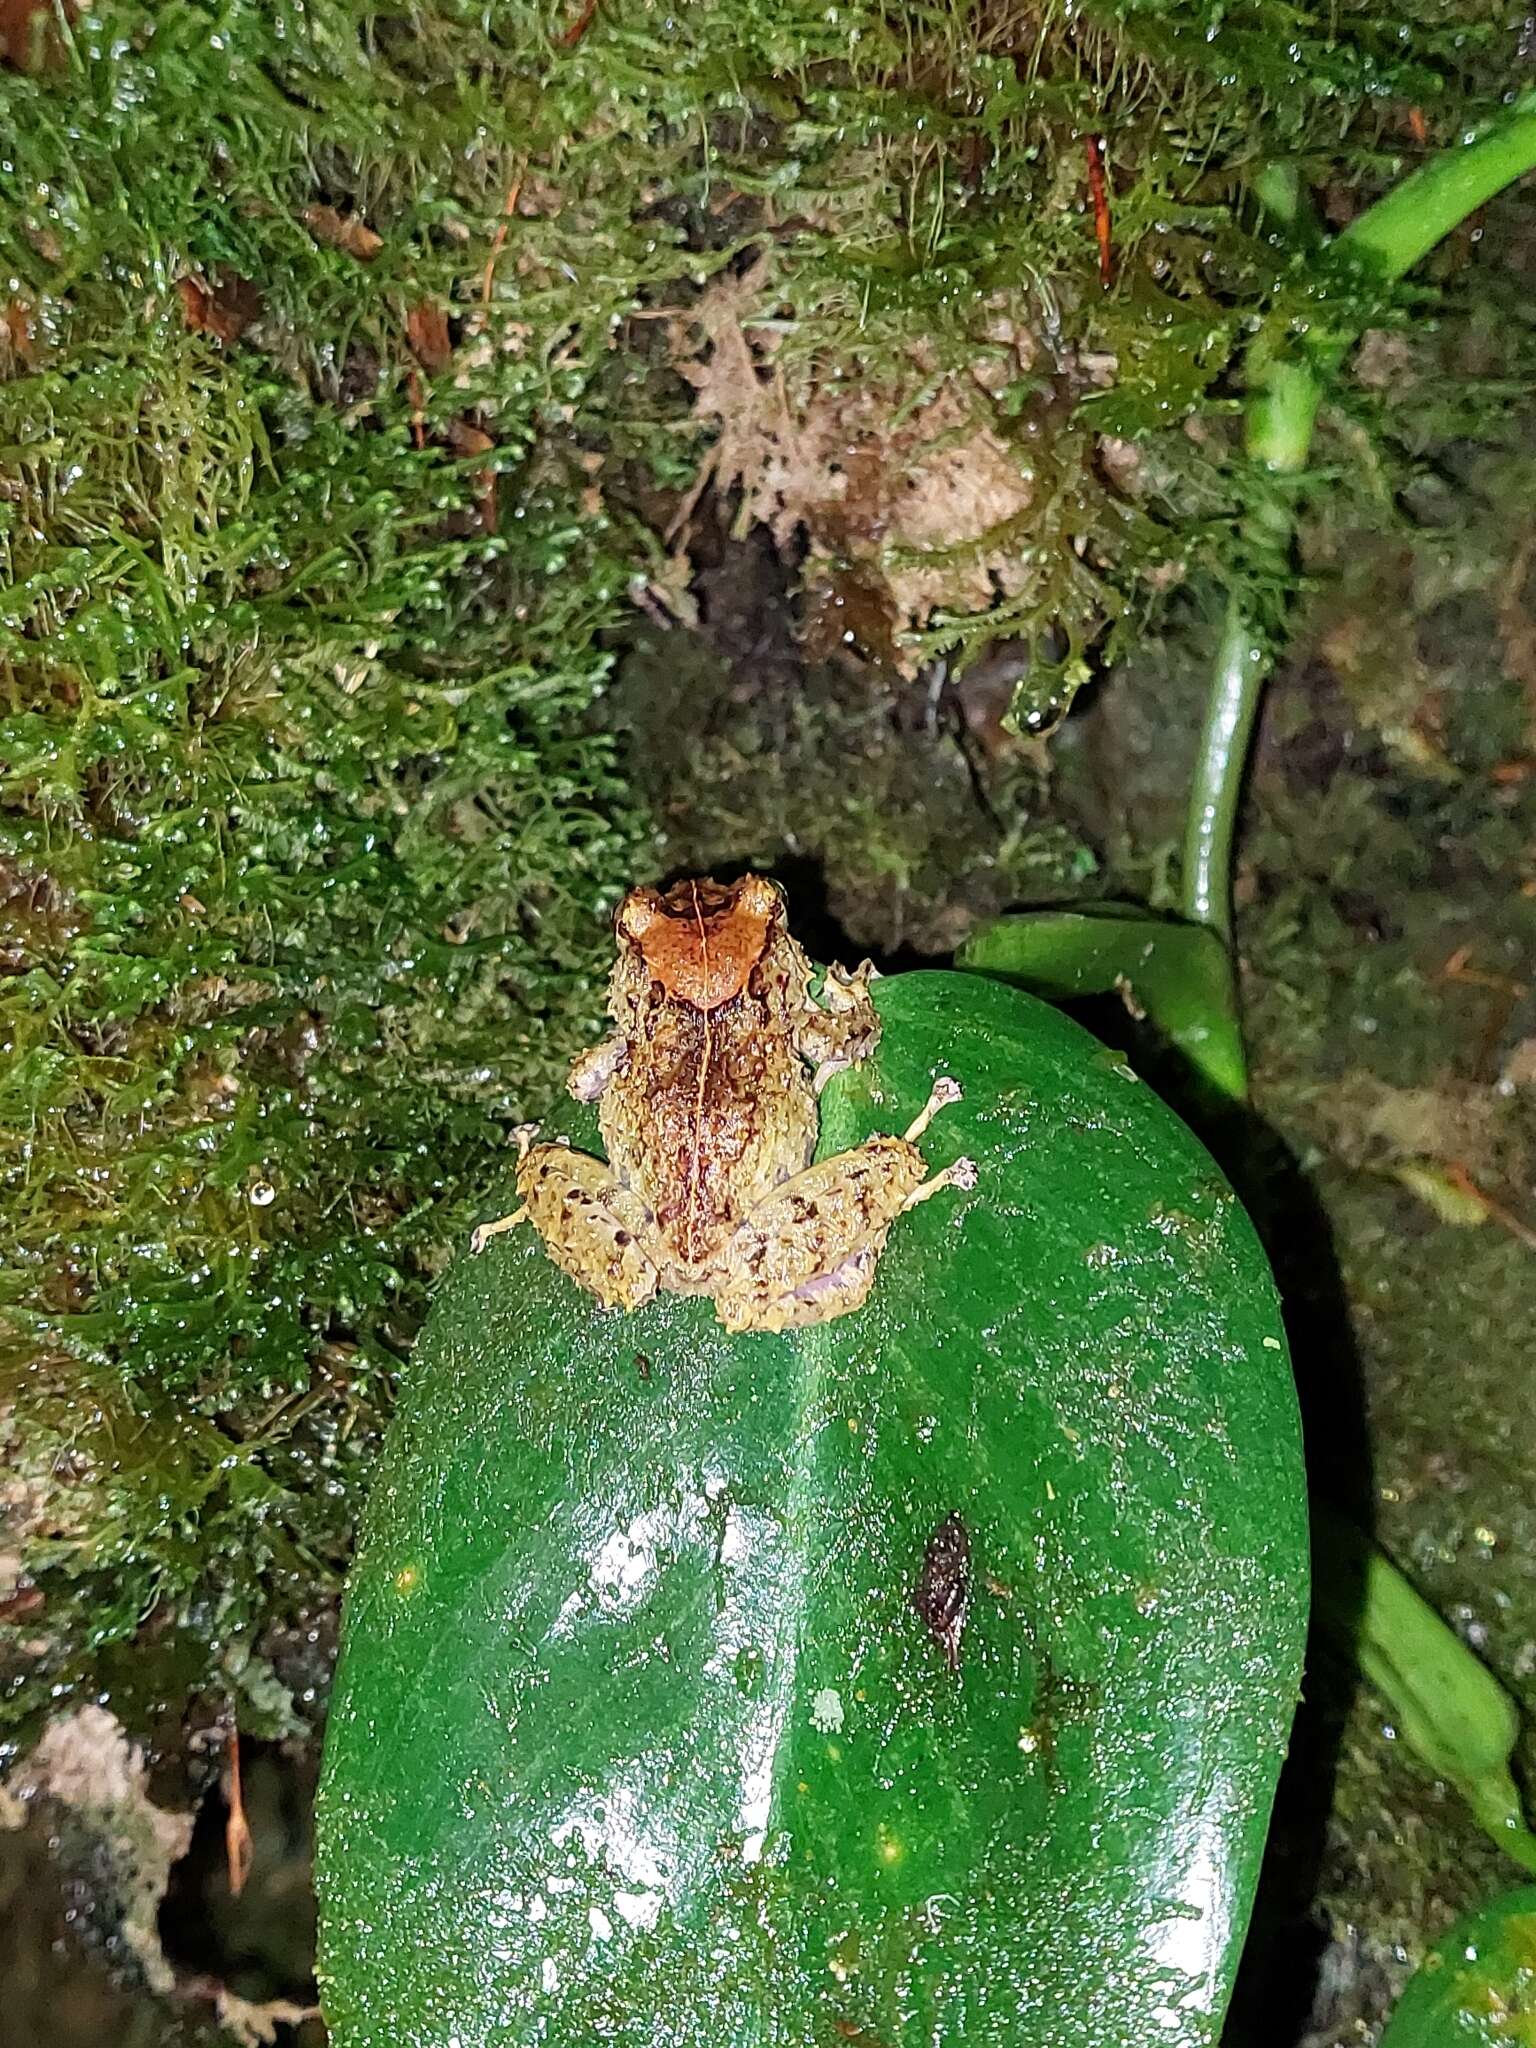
[1183, 109, 1536, 1878]
[1337, 91, 1536, 284]
[1178, 599, 1270, 943]
[1180, 93, 1536, 938]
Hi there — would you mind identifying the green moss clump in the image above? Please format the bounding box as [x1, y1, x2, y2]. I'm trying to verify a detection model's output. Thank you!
[0, 2, 654, 1730]
[0, 0, 1523, 1736]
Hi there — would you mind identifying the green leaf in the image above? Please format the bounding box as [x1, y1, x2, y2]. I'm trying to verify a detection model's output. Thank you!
[1379, 1886, 1536, 2046]
[959, 906, 1249, 1108]
[316, 970, 1306, 2047]
[1313, 1506, 1536, 1876]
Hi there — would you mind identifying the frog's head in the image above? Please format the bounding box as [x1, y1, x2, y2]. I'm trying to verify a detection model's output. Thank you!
[616, 873, 786, 1011]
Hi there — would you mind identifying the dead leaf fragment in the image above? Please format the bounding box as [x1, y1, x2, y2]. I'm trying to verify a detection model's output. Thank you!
[444, 418, 498, 533]
[0, 0, 72, 70]
[1353, 328, 1417, 394]
[214, 1990, 324, 2048]
[406, 301, 454, 372]
[668, 261, 1037, 676]
[303, 204, 383, 262]
[3, 1707, 194, 1994]
[1, 298, 35, 366]
[177, 272, 262, 345]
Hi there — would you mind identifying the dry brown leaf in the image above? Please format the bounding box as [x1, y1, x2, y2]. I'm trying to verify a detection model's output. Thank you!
[177, 273, 261, 345]
[668, 261, 1036, 676]
[1311, 1072, 1525, 1187]
[406, 301, 454, 372]
[444, 418, 498, 533]
[303, 204, 383, 262]
[0, 0, 72, 69]
[1, 299, 35, 366]
[3, 1707, 195, 1994]
[445, 420, 494, 458]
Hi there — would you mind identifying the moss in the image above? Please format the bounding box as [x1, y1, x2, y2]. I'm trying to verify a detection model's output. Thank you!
[0, 0, 1528, 1760]
[0, 2, 654, 1731]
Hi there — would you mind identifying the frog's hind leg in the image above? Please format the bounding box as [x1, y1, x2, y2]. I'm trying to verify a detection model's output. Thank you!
[472, 1137, 659, 1313]
[468, 1124, 540, 1254]
[718, 1080, 975, 1335]
[902, 1152, 979, 1210]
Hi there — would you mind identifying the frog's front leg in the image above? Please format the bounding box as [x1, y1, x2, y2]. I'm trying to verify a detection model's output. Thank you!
[470, 1137, 659, 1312]
[798, 960, 882, 1094]
[715, 1078, 975, 1334]
[567, 1030, 629, 1104]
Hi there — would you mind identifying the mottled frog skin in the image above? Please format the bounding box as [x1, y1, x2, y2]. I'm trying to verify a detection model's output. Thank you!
[470, 874, 973, 1332]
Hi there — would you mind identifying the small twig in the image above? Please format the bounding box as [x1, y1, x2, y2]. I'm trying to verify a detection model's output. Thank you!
[556, 0, 598, 47]
[1084, 135, 1113, 287]
[1437, 943, 1526, 997]
[1443, 1163, 1536, 1254]
[224, 1719, 253, 1899]
[481, 176, 524, 305]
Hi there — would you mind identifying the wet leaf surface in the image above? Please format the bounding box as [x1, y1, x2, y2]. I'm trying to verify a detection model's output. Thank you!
[318, 972, 1306, 2046]
[1379, 1886, 1536, 2045]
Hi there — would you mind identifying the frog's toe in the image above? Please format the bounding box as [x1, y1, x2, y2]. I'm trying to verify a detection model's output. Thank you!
[469, 1204, 528, 1255]
[903, 1074, 963, 1144]
[902, 1156, 977, 1212]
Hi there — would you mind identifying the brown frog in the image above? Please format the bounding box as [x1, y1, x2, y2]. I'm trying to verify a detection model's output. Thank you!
[469, 874, 975, 1332]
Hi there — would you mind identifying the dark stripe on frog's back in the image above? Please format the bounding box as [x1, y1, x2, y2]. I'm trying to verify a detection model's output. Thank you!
[599, 988, 816, 1269]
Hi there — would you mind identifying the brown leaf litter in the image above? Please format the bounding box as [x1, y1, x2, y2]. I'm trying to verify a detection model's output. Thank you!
[667, 260, 1040, 676]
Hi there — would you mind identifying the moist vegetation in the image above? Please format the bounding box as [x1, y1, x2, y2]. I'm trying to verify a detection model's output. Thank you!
[0, 0, 1533, 2039]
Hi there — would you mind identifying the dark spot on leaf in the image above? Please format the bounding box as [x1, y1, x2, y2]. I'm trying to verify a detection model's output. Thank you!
[912, 1511, 971, 1673]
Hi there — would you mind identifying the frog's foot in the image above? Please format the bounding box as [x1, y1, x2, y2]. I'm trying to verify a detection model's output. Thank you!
[470, 1206, 528, 1256]
[903, 1075, 962, 1146]
[902, 1155, 978, 1212]
[468, 1125, 544, 1253]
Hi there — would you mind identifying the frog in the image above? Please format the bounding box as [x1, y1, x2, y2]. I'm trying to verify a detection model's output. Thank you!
[468, 873, 975, 1333]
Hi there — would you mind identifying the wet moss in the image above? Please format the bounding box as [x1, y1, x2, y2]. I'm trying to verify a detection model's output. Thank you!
[0, 3, 656, 1732]
[0, 0, 1529, 1965]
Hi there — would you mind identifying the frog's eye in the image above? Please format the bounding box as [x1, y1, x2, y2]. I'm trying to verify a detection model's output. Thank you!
[617, 893, 660, 943]
[735, 875, 784, 922]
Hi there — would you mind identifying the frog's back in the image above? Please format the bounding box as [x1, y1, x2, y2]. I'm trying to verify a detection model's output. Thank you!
[600, 995, 815, 1275]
